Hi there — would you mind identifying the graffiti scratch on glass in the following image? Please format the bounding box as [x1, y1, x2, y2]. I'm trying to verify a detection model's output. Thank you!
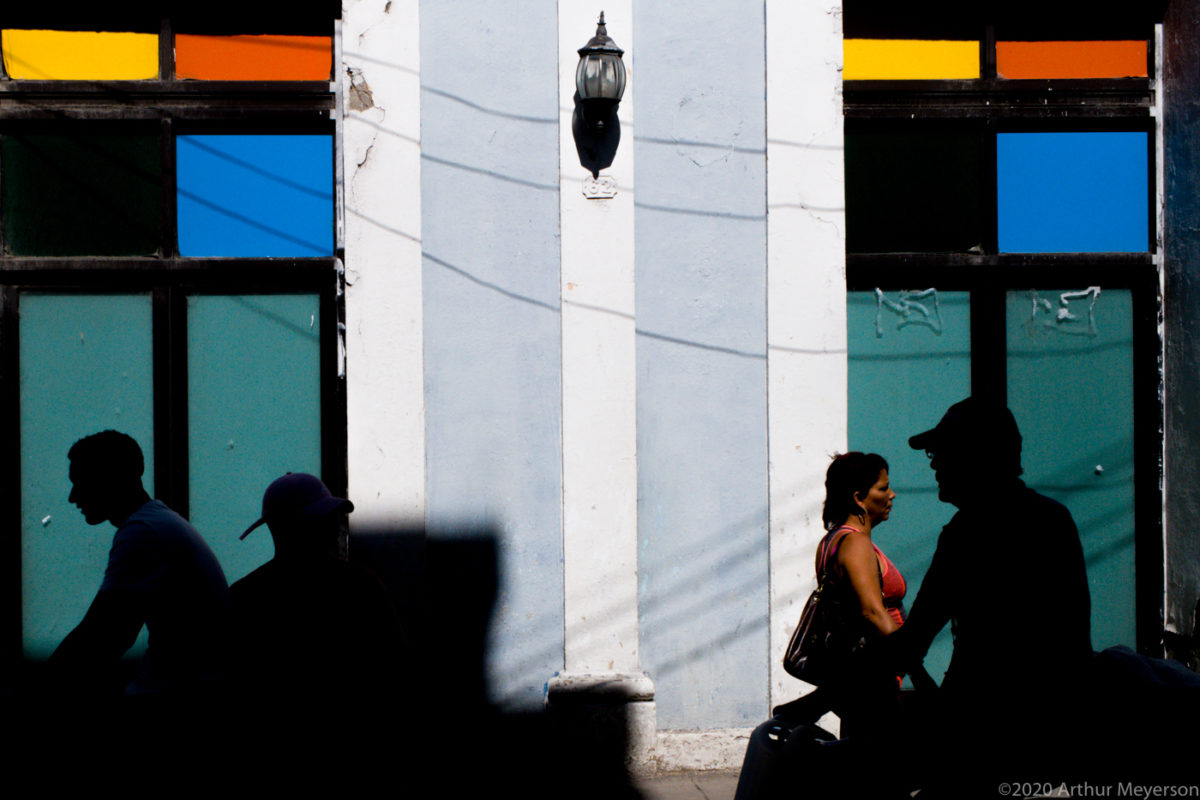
[874, 288, 942, 337]
[1028, 286, 1101, 337]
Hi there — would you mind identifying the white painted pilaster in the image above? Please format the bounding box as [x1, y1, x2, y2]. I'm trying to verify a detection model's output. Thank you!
[765, 0, 849, 712]
[558, 0, 639, 678]
[341, 0, 426, 527]
[555, 0, 649, 755]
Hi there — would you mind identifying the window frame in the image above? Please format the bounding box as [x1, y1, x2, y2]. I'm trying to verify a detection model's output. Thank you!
[0, 13, 345, 664]
[843, 12, 1164, 654]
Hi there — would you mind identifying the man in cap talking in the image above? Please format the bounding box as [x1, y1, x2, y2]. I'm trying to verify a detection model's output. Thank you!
[896, 397, 1092, 697]
[891, 398, 1093, 792]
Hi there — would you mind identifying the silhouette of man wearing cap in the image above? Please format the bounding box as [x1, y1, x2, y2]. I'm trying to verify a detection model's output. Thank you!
[894, 398, 1093, 792]
[230, 473, 408, 733]
[51, 430, 230, 699]
[898, 397, 1092, 694]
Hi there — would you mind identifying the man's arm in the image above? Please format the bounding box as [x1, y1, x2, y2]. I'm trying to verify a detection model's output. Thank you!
[49, 590, 144, 672]
[888, 523, 956, 672]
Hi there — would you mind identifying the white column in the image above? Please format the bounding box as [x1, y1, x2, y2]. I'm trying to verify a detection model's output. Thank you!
[341, 0, 426, 527]
[766, 0, 849, 714]
[552, 0, 652, 760]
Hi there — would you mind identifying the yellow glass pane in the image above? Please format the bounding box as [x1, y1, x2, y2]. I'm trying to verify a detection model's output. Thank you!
[2, 30, 158, 80]
[844, 39, 980, 80]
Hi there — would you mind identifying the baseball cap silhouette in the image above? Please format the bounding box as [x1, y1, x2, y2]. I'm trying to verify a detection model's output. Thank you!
[908, 397, 1022, 458]
[240, 472, 353, 540]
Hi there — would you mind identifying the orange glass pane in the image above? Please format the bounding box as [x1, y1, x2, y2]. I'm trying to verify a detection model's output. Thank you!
[175, 34, 331, 80]
[996, 41, 1147, 79]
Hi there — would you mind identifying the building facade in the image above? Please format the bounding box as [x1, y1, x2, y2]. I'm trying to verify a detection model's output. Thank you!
[2, 0, 1194, 771]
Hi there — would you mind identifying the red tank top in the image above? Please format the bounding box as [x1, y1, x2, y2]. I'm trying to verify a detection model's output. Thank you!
[819, 525, 907, 627]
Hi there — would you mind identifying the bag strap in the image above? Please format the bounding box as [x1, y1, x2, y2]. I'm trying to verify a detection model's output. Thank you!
[817, 525, 885, 601]
[817, 525, 859, 579]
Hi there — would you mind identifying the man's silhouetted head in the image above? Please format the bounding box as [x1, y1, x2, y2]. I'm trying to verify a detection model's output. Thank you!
[909, 398, 1023, 507]
[240, 472, 353, 559]
[67, 430, 148, 526]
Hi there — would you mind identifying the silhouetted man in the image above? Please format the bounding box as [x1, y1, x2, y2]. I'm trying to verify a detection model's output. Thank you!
[894, 398, 1093, 791]
[231, 473, 408, 729]
[51, 430, 230, 699]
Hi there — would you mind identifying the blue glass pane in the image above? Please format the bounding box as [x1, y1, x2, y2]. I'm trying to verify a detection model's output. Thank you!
[188, 295, 322, 582]
[997, 132, 1148, 253]
[20, 294, 154, 659]
[1006, 288, 1136, 650]
[848, 289, 972, 684]
[177, 134, 333, 257]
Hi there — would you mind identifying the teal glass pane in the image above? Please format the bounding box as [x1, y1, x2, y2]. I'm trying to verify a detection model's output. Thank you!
[20, 294, 154, 659]
[848, 289, 971, 683]
[188, 295, 322, 583]
[1006, 288, 1135, 649]
[2, 131, 161, 256]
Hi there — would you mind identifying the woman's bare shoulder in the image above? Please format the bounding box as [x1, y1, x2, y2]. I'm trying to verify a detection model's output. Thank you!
[833, 528, 874, 563]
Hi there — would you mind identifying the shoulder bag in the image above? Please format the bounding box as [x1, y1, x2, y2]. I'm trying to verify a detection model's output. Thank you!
[783, 527, 880, 685]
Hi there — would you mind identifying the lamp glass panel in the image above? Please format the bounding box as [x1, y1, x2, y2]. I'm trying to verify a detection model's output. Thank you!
[577, 56, 599, 97]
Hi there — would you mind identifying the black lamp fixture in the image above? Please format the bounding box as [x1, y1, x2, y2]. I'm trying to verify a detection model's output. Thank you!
[572, 12, 626, 178]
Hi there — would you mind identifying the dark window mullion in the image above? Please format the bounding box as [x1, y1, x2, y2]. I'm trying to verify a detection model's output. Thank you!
[1131, 277, 1164, 655]
[969, 285, 1007, 406]
[320, 284, 347, 500]
[152, 284, 188, 517]
[159, 17, 175, 82]
[982, 119, 999, 255]
[982, 23, 997, 81]
[161, 117, 178, 259]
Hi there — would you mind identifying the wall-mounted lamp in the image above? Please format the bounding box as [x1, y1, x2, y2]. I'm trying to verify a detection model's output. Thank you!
[572, 12, 626, 178]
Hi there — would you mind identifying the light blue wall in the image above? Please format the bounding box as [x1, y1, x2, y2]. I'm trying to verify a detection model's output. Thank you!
[634, 3, 769, 729]
[420, 1, 564, 709]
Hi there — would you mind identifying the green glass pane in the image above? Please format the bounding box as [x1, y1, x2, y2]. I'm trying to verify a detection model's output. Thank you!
[1006, 288, 1135, 650]
[845, 131, 985, 254]
[188, 295, 322, 583]
[848, 289, 972, 682]
[2, 131, 161, 256]
[20, 294, 155, 659]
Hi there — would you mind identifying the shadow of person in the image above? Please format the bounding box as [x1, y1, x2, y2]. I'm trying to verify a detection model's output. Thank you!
[889, 398, 1094, 795]
[349, 526, 644, 800]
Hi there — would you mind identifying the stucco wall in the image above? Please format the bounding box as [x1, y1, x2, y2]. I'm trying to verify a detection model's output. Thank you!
[343, 0, 426, 527]
[633, 2, 771, 729]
